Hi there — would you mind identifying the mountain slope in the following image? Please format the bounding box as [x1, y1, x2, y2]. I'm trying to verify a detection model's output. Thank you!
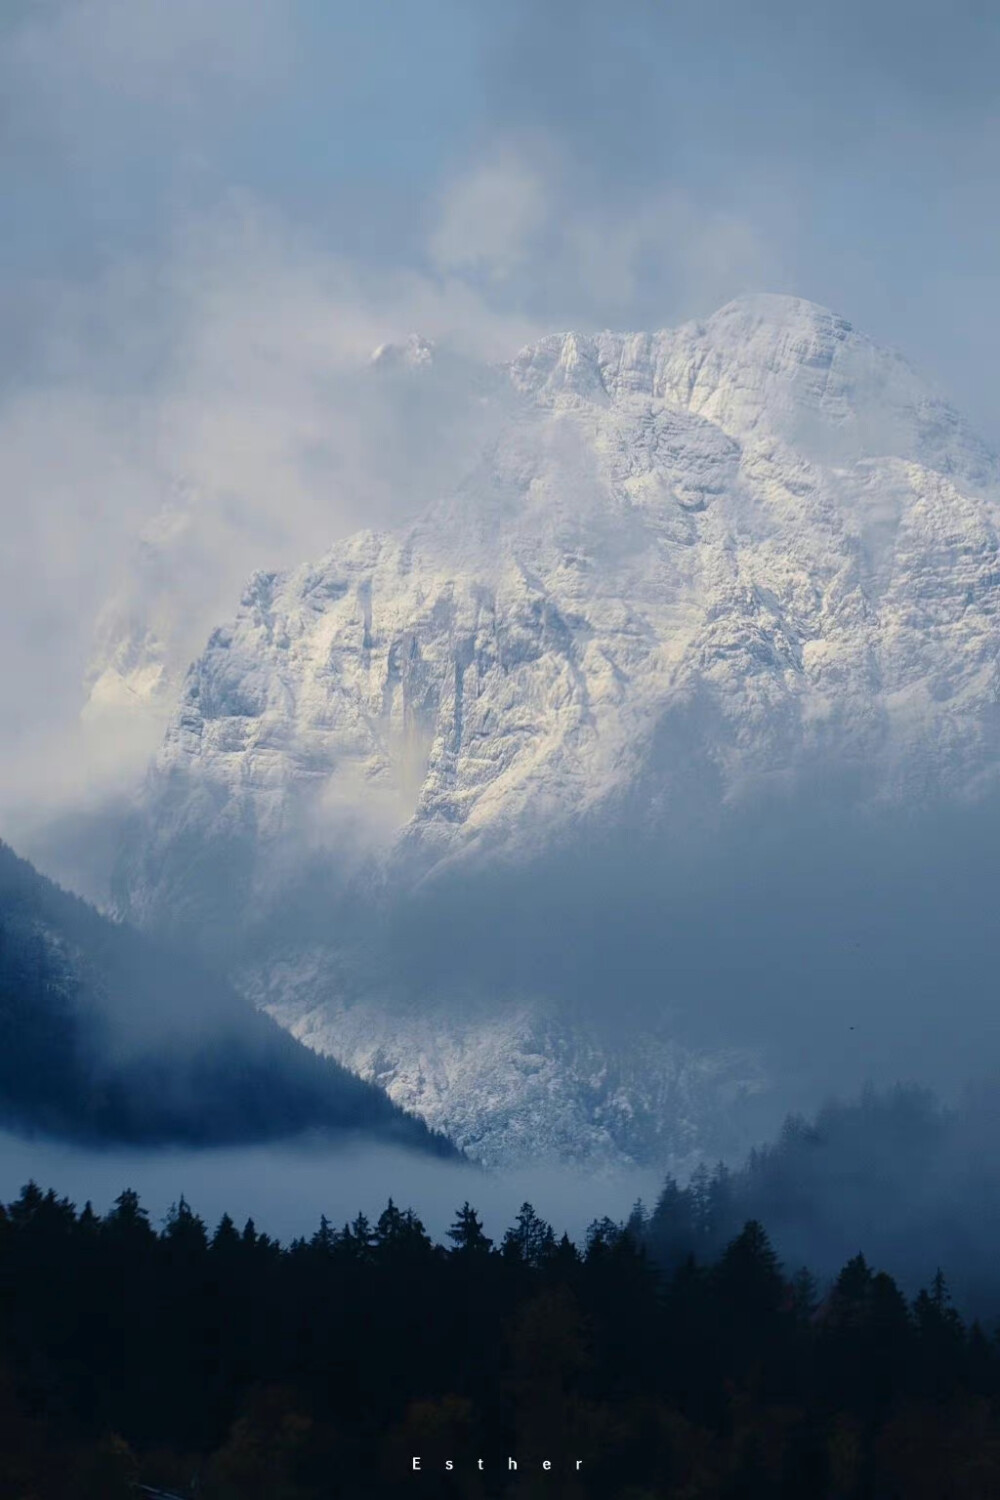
[112, 294, 1000, 1165]
[0, 840, 455, 1154]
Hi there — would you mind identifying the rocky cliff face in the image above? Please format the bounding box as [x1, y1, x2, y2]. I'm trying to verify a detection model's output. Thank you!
[114, 295, 1000, 1165]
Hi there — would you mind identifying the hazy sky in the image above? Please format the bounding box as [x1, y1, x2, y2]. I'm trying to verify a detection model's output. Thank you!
[3, 0, 1000, 840]
[4, 1, 999, 397]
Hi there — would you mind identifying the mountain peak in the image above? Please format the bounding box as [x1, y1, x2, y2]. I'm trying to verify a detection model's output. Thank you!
[114, 294, 1000, 1165]
[707, 290, 848, 329]
[507, 294, 934, 461]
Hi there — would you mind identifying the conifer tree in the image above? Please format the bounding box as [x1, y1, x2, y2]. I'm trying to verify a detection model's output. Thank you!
[447, 1202, 493, 1256]
[309, 1214, 337, 1257]
[211, 1212, 241, 1254]
[338, 1211, 376, 1263]
[501, 1202, 556, 1268]
[162, 1195, 209, 1255]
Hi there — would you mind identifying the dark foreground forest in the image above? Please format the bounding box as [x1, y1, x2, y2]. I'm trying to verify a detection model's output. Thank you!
[3, 1179, 1000, 1500]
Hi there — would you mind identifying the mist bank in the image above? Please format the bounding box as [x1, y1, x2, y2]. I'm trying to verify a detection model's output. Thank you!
[7, 1079, 1000, 1313]
[383, 780, 1000, 1081]
[0, 1131, 661, 1249]
[644, 1081, 1000, 1315]
[160, 777, 1000, 1162]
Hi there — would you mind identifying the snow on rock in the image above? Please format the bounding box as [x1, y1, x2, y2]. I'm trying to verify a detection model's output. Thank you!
[114, 295, 1000, 1165]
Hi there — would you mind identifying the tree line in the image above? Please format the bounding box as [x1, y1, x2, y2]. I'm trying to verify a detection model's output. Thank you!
[3, 1179, 1000, 1498]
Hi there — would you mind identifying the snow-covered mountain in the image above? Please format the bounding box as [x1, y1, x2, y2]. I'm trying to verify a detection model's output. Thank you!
[113, 294, 1000, 1166]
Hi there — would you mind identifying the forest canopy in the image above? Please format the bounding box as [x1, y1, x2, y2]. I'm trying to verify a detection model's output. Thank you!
[2, 1176, 999, 1500]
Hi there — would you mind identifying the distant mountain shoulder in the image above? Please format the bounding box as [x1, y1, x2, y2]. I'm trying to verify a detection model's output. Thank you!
[0, 840, 456, 1156]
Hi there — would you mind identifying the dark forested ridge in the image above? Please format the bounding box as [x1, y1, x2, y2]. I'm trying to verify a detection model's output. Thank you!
[0, 840, 454, 1154]
[3, 1180, 1000, 1499]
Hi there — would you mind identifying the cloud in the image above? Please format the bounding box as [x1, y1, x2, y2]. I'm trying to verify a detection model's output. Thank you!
[428, 139, 787, 326]
[5, 0, 294, 125]
[0, 196, 546, 866]
[428, 146, 551, 281]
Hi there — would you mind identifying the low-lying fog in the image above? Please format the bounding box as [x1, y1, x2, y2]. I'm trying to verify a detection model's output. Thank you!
[0, 1131, 664, 1248]
[10, 1074, 1000, 1313]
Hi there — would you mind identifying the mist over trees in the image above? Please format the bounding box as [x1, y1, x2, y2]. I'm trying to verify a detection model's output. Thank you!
[0, 840, 454, 1155]
[646, 1084, 1000, 1312]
